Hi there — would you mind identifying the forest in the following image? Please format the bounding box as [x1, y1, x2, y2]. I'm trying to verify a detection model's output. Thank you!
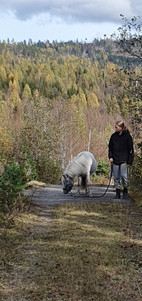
[0, 17, 142, 217]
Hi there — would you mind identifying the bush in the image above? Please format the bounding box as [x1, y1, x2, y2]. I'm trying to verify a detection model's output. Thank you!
[37, 156, 62, 184]
[129, 142, 142, 205]
[0, 160, 27, 215]
[22, 157, 38, 181]
[91, 158, 111, 185]
[96, 158, 110, 177]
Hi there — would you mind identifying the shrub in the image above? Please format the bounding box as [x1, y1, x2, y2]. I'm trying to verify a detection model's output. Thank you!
[129, 142, 142, 205]
[0, 160, 27, 215]
[96, 158, 110, 177]
[37, 156, 62, 184]
[22, 157, 38, 181]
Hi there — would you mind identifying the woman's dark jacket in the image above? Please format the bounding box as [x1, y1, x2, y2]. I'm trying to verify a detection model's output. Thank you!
[108, 130, 134, 165]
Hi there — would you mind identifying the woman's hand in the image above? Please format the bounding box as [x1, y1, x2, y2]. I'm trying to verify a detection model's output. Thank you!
[109, 158, 113, 163]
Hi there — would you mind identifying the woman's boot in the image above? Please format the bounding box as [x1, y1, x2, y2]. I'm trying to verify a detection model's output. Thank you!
[114, 188, 121, 199]
[123, 187, 128, 198]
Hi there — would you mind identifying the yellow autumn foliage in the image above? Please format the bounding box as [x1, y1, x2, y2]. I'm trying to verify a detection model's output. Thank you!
[87, 92, 99, 108]
[0, 127, 14, 156]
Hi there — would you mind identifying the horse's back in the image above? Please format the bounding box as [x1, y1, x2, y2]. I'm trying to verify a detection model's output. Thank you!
[77, 151, 97, 175]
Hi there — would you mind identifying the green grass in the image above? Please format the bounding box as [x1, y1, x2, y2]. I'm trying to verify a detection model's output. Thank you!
[0, 201, 142, 301]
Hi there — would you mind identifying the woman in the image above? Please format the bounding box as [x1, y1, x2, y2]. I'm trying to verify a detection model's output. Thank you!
[108, 120, 134, 199]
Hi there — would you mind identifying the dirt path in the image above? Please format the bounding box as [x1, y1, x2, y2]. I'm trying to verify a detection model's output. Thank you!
[24, 184, 132, 208]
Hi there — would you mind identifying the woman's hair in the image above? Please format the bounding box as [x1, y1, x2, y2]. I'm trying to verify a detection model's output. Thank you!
[115, 120, 128, 132]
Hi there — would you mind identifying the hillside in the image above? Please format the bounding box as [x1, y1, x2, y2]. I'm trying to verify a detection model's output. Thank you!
[0, 38, 141, 185]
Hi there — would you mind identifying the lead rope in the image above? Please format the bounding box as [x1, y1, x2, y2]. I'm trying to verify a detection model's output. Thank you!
[89, 163, 113, 198]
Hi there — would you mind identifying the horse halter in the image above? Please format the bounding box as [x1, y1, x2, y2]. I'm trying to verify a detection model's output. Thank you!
[62, 174, 73, 194]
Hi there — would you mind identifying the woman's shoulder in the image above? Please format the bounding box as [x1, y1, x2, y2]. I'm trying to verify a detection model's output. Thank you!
[111, 132, 118, 137]
[124, 130, 131, 136]
[123, 130, 133, 140]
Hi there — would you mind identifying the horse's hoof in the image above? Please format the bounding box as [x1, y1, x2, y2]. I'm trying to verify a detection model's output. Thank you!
[87, 192, 93, 197]
[73, 192, 80, 197]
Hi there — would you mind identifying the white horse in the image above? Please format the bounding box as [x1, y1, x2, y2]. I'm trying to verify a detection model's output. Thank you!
[62, 151, 97, 195]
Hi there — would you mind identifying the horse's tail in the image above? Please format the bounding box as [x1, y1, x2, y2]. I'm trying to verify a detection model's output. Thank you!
[81, 176, 87, 189]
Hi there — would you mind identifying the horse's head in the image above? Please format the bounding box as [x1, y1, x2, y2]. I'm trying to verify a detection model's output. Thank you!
[62, 174, 73, 194]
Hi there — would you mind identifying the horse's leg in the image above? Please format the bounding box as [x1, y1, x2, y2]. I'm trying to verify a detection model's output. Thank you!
[85, 172, 92, 196]
[74, 176, 81, 196]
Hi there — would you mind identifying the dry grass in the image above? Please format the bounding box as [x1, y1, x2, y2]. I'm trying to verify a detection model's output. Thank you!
[0, 201, 142, 301]
[26, 180, 47, 188]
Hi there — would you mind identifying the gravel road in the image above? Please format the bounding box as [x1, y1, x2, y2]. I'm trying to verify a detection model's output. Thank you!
[24, 185, 133, 208]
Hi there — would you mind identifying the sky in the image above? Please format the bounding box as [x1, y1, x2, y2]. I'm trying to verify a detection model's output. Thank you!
[0, 0, 141, 43]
